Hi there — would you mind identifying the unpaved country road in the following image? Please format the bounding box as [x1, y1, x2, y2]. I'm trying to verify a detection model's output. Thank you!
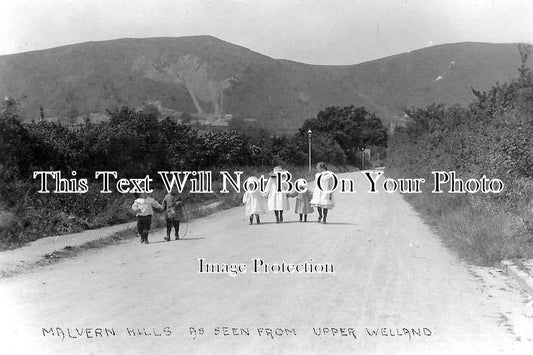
[1, 171, 533, 354]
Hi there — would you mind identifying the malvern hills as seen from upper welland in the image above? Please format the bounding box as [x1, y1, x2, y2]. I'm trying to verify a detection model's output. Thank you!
[0, 35, 531, 131]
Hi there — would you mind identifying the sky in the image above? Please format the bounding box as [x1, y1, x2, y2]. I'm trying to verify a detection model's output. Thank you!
[1, 0, 532, 65]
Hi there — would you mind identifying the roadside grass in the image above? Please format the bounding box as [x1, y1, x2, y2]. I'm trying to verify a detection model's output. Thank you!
[402, 186, 533, 266]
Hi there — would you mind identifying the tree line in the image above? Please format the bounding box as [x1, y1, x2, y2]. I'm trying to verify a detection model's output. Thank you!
[1, 103, 387, 180]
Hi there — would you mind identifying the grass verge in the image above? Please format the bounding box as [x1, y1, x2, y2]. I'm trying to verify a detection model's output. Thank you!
[398, 176, 533, 266]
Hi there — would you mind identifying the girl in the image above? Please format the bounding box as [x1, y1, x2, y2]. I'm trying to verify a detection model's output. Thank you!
[310, 162, 335, 223]
[242, 176, 266, 224]
[264, 166, 290, 223]
[289, 183, 314, 222]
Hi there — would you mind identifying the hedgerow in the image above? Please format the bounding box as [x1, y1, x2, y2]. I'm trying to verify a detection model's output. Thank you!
[388, 44, 533, 264]
[0, 102, 386, 247]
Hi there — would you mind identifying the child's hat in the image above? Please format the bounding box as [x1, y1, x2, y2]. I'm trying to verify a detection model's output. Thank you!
[244, 176, 259, 188]
[269, 166, 285, 177]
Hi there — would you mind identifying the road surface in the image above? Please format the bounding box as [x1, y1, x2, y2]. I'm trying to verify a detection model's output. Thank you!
[1, 171, 532, 354]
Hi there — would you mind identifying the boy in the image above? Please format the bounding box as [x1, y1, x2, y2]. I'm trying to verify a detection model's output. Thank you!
[162, 189, 184, 240]
[132, 192, 163, 244]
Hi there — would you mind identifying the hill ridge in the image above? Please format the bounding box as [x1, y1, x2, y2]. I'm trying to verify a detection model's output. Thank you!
[0, 36, 529, 131]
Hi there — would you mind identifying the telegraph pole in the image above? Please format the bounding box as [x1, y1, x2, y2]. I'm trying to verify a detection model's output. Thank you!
[308, 129, 312, 173]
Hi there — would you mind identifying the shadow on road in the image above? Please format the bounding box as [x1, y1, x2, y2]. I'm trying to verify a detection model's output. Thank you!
[317, 222, 358, 225]
[249, 221, 319, 225]
[251, 221, 358, 226]
[149, 237, 205, 244]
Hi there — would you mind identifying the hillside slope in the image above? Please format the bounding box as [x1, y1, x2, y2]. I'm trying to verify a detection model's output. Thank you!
[0, 36, 529, 131]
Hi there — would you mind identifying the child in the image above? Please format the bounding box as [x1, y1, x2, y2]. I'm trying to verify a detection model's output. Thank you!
[162, 189, 184, 241]
[132, 192, 163, 244]
[289, 186, 314, 222]
[310, 162, 335, 224]
[264, 166, 290, 223]
[242, 176, 266, 224]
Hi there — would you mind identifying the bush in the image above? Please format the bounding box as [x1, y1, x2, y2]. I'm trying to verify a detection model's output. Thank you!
[388, 48, 533, 264]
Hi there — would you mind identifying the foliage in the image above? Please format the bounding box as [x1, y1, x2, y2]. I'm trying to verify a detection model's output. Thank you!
[300, 105, 387, 162]
[388, 44, 533, 263]
[0, 101, 387, 247]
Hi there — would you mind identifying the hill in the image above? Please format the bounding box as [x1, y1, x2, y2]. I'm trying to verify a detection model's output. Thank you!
[0, 36, 530, 131]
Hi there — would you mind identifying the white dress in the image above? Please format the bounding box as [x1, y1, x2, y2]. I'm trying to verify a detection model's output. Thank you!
[265, 175, 290, 211]
[310, 171, 336, 209]
[242, 191, 266, 215]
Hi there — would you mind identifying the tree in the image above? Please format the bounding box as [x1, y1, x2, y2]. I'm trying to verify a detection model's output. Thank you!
[143, 104, 161, 118]
[299, 105, 387, 162]
[0, 97, 34, 178]
[1, 97, 19, 118]
[518, 43, 532, 87]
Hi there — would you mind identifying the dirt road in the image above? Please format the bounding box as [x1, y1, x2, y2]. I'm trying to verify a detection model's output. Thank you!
[1, 171, 532, 354]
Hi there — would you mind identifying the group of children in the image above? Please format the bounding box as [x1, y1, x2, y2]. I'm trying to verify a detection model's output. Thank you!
[131, 162, 335, 244]
[242, 162, 336, 225]
[132, 190, 183, 244]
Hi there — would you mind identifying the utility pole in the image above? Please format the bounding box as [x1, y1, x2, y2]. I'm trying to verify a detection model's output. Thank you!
[308, 129, 312, 173]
